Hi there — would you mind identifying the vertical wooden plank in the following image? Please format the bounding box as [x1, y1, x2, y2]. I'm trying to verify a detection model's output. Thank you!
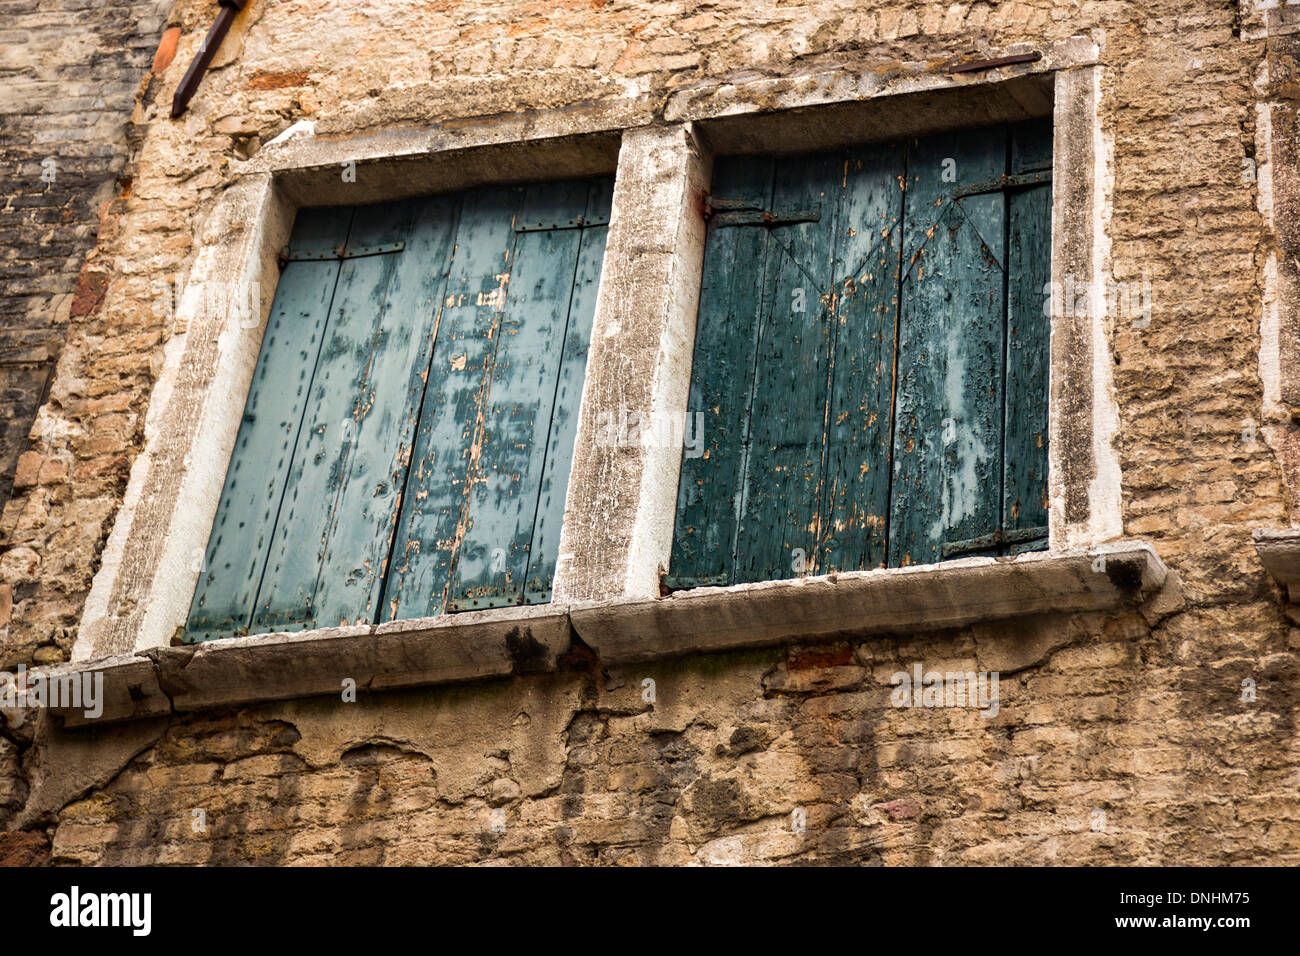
[310, 195, 460, 626]
[888, 127, 1007, 567]
[185, 206, 351, 642]
[384, 186, 525, 621]
[1004, 116, 1053, 553]
[446, 180, 590, 610]
[818, 142, 906, 573]
[668, 157, 774, 586]
[733, 151, 840, 584]
[524, 177, 615, 602]
[1010, 118, 1053, 173]
[251, 202, 412, 632]
[1004, 180, 1052, 552]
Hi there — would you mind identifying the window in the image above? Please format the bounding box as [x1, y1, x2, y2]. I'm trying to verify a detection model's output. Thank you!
[668, 119, 1052, 589]
[184, 176, 613, 642]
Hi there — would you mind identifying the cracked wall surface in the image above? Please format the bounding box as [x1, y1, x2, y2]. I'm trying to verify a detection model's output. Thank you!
[0, 0, 1299, 865]
[22, 603, 1300, 866]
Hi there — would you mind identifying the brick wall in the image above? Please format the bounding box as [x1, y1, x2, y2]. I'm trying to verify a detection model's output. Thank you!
[0, 0, 174, 665]
[2, 0, 1300, 865]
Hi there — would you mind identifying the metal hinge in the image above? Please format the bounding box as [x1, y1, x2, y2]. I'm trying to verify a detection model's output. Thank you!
[705, 196, 822, 228]
[279, 240, 406, 265]
[514, 216, 609, 233]
[941, 525, 1048, 559]
[660, 572, 729, 592]
[446, 594, 520, 612]
[953, 170, 1051, 198]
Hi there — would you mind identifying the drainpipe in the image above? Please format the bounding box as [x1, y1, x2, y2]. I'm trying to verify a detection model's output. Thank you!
[171, 0, 249, 118]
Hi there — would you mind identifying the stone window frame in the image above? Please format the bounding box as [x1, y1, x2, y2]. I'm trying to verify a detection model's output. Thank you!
[59, 38, 1175, 723]
[1250, 8, 1300, 589]
[1239, 1, 1300, 41]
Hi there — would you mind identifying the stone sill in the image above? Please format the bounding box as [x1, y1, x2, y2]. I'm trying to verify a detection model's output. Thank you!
[573, 541, 1169, 665]
[1253, 527, 1300, 601]
[29, 542, 1168, 727]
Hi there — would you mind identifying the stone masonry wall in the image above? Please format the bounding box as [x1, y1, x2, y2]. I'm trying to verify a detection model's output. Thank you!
[0, 0, 175, 663]
[2, 0, 1300, 865]
[39, 605, 1299, 865]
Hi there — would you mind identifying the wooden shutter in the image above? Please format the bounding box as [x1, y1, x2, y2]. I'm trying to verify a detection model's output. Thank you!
[888, 126, 1008, 567]
[186, 206, 356, 642]
[820, 142, 906, 574]
[668, 159, 776, 589]
[668, 120, 1052, 588]
[250, 198, 458, 632]
[185, 176, 611, 642]
[1002, 121, 1053, 554]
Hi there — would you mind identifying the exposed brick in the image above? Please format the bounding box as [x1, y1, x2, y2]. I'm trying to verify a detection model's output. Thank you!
[152, 26, 180, 75]
[245, 71, 311, 90]
[1, 0, 1299, 869]
[10, 452, 40, 490]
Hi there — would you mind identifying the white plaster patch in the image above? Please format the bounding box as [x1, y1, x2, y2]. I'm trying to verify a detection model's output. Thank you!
[264, 119, 315, 149]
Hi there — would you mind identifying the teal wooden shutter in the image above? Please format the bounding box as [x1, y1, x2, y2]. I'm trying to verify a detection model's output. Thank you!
[185, 207, 354, 641]
[668, 120, 1052, 587]
[1002, 121, 1053, 554]
[668, 159, 775, 589]
[521, 179, 613, 603]
[186, 176, 611, 642]
[385, 178, 611, 617]
[251, 198, 457, 631]
[819, 142, 906, 573]
[888, 126, 1008, 567]
[734, 152, 839, 585]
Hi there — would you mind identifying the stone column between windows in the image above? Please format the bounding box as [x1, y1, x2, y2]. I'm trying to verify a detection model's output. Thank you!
[1048, 64, 1122, 550]
[552, 123, 712, 604]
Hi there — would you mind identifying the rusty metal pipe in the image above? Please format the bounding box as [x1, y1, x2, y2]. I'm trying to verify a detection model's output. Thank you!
[948, 51, 1041, 74]
[171, 0, 248, 118]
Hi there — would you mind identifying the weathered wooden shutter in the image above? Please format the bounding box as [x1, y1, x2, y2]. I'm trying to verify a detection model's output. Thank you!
[186, 177, 611, 642]
[668, 119, 1051, 588]
[1001, 121, 1053, 555]
[384, 178, 611, 618]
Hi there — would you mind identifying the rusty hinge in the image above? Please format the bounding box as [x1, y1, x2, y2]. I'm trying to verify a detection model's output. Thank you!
[704, 196, 821, 228]
[952, 170, 1052, 198]
[447, 587, 553, 608]
[941, 525, 1048, 559]
[660, 572, 729, 592]
[279, 240, 405, 265]
[514, 216, 609, 233]
[445, 591, 533, 613]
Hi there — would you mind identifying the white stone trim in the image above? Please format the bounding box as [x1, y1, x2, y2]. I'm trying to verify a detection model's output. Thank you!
[1046, 64, 1122, 550]
[75, 45, 1124, 661]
